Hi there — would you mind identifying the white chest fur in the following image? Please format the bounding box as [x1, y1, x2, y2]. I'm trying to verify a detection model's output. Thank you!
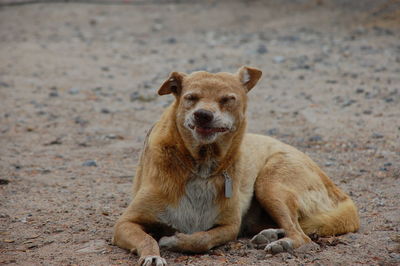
[158, 176, 219, 234]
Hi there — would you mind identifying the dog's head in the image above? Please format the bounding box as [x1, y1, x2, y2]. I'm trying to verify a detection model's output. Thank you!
[158, 66, 262, 145]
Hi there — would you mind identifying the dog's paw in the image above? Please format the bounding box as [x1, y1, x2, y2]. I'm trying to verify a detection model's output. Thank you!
[139, 255, 167, 266]
[159, 235, 178, 250]
[264, 238, 293, 254]
[250, 229, 286, 248]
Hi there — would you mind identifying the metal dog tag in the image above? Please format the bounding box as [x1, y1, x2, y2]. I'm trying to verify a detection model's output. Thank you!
[223, 171, 232, 198]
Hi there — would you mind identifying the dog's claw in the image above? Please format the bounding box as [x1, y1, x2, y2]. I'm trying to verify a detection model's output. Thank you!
[264, 238, 293, 254]
[139, 255, 167, 266]
[250, 229, 286, 248]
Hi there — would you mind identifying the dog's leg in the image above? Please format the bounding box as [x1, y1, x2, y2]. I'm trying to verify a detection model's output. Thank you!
[113, 219, 166, 266]
[253, 191, 313, 254]
[159, 223, 240, 253]
[251, 155, 315, 254]
[113, 196, 167, 266]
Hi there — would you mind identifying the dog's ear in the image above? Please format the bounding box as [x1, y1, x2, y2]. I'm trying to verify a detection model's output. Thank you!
[236, 66, 262, 92]
[158, 72, 186, 96]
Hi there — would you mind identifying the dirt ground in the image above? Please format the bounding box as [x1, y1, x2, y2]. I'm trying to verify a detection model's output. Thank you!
[0, 0, 399, 265]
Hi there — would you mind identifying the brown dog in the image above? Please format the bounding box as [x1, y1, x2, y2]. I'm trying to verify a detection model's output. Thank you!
[112, 66, 359, 265]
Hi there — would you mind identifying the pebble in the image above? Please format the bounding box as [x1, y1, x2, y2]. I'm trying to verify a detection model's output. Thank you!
[273, 56, 285, 63]
[309, 135, 323, 142]
[166, 37, 177, 44]
[152, 23, 164, 32]
[257, 44, 268, 54]
[384, 97, 394, 103]
[342, 99, 356, 108]
[74, 116, 88, 126]
[371, 133, 384, 139]
[101, 108, 110, 114]
[0, 81, 10, 87]
[363, 110, 372, 115]
[49, 91, 59, 97]
[82, 160, 97, 167]
[68, 87, 80, 95]
[130, 91, 140, 102]
[105, 134, 123, 140]
[0, 179, 10, 185]
[266, 128, 278, 136]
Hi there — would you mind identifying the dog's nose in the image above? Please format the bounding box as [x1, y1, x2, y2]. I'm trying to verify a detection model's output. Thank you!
[194, 109, 214, 125]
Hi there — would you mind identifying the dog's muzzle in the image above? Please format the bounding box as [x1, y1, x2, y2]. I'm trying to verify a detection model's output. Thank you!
[189, 109, 229, 137]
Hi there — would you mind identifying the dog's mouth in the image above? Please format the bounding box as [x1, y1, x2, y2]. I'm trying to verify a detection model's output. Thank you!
[188, 124, 229, 136]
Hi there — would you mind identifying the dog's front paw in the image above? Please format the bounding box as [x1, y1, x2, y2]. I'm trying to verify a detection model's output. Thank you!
[139, 255, 167, 266]
[159, 235, 179, 250]
[264, 238, 293, 254]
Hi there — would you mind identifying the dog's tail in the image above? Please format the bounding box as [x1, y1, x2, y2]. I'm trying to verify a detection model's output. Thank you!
[300, 197, 360, 236]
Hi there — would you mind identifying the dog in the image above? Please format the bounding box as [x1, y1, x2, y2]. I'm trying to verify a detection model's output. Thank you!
[112, 66, 360, 265]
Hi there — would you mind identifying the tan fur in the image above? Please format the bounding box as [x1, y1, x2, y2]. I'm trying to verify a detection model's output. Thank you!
[113, 66, 359, 265]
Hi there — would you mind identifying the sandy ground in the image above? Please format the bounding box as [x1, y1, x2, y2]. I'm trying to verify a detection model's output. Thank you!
[0, 0, 399, 265]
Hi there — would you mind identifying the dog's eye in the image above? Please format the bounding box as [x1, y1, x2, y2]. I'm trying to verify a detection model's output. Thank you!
[220, 96, 236, 105]
[185, 94, 199, 102]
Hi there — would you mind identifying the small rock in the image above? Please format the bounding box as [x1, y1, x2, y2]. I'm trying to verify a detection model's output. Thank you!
[152, 23, 164, 32]
[384, 97, 394, 103]
[273, 56, 285, 63]
[363, 110, 372, 115]
[266, 128, 278, 136]
[341, 99, 356, 108]
[49, 91, 59, 97]
[89, 18, 97, 26]
[0, 179, 10, 185]
[45, 137, 62, 145]
[105, 134, 123, 140]
[74, 116, 88, 126]
[355, 88, 364, 94]
[326, 80, 337, 84]
[101, 108, 110, 114]
[130, 91, 140, 102]
[68, 87, 80, 95]
[309, 135, 323, 142]
[82, 160, 97, 167]
[371, 133, 384, 139]
[257, 44, 268, 54]
[27, 244, 38, 249]
[101, 66, 109, 72]
[384, 162, 392, 167]
[0, 81, 10, 87]
[166, 37, 177, 44]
